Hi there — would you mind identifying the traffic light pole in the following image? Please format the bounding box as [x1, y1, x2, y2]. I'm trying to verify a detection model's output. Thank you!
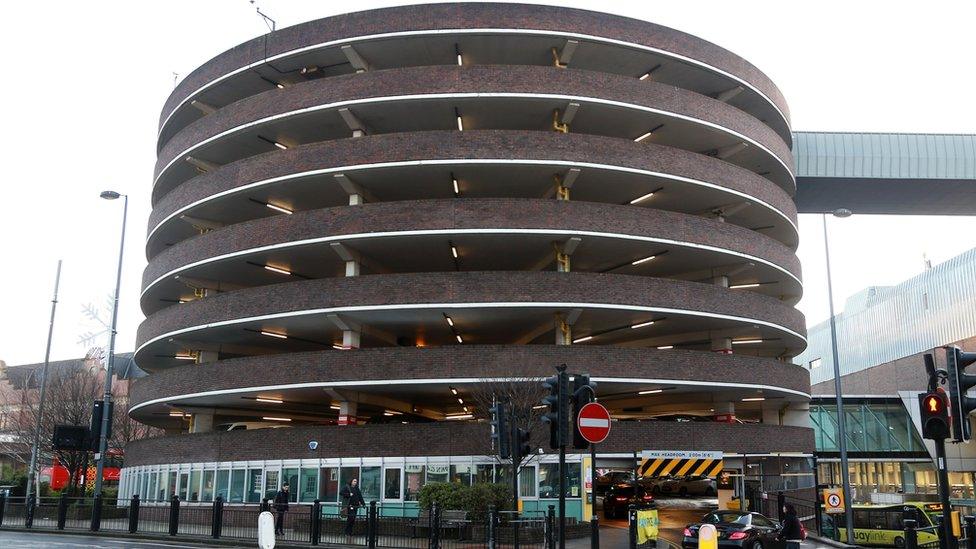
[935, 438, 956, 549]
[559, 443, 566, 549]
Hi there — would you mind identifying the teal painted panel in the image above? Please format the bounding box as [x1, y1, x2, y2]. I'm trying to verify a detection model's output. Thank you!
[522, 498, 584, 521]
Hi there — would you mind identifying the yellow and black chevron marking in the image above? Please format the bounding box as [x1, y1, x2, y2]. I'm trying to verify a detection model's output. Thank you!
[639, 457, 724, 478]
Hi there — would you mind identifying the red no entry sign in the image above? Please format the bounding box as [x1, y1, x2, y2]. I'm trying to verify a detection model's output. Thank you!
[577, 402, 611, 444]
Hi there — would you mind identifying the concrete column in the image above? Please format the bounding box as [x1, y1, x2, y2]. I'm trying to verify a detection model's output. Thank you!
[555, 314, 572, 345]
[343, 330, 361, 349]
[338, 401, 358, 426]
[345, 260, 361, 277]
[713, 402, 736, 423]
[190, 412, 214, 433]
[348, 193, 364, 205]
[760, 406, 779, 425]
[195, 350, 219, 363]
[711, 336, 732, 354]
[781, 403, 811, 428]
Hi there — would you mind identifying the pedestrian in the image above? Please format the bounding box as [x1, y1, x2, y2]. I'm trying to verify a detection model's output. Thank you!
[779, 503, 804, 549]
[273, 482, 290, 536]
[340, 478, 366, 535]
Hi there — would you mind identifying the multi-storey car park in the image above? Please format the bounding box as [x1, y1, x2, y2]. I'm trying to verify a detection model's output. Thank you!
[121, 3, 813, 518]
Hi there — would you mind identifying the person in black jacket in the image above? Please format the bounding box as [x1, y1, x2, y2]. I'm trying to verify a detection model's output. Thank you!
[340, 478, 366, 535]
[273, 483, 290, 536]
[778, 503, 803, 549]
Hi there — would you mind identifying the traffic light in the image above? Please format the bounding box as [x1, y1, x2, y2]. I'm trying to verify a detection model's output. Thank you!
[513, 427, 532, 465]
[490, 401, 511, 459]
[945, 345, 976, 442]
[572, 374, 598, 449]
[919, 391, 951, 440]
[541, 365, 570, 449]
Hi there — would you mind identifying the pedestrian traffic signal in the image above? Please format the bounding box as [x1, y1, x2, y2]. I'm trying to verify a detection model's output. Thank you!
[513, 427, 532, 465]
[946, 345, 976, 442]
[919, 391, 951, 440]
[572, 374, 597, 449]
[490, 402, 511, 459]
[541, 364, 570, 449]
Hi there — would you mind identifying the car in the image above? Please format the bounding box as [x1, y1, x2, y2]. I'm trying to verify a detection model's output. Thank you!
[675, 475, 718, 497]
[602, 483, 655, 519]
[595, 471, 635, 495]
[682, 511, 785, 549]
[647, 474, 680, 495]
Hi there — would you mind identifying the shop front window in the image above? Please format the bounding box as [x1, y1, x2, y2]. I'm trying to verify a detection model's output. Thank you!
[264, 470, 280, 500]
[230, 469, 246, 503]
[282, 468, 299, 502]
[189, 470, 202, 502]
[361, 467, 381, 502]
[538, 463, 581, 498]
[519, 466, 536, 498]
[384, 467, 402, 499]
[202, 470, 215, 502]
[299, 468, 318, 502]
[451, 465, 475, 485]
[476, 464, 494, 484]
[215, 470, 230, 502]
[319, 467, 339, 502]
[247, 468, 263, 503]
[405, 465, 426, 501]
[427, 464, 449, 484]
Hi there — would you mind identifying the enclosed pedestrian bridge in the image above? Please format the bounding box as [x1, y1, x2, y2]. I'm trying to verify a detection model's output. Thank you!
[794, 132, 976, 215]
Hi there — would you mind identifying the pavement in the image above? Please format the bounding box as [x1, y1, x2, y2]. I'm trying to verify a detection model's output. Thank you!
[0, 529, 250, 548]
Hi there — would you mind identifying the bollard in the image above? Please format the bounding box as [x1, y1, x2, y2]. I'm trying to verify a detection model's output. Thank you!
[25, 494, 35, 528]
[547, 505, 556, 549]
[128, 494, 140, 534]
[965, 516, 976, 549]
[368, 501, 377, 549]
[430, 502, 441, 549]
[0, 492, 5, 527]
[211, 495, 223, 539]
[311, 499, 322, 545]
[90, 493, 103, 532]
[905, 518, 918, 549]
[57, 493, 69, 530]
[168, 495, 180, 536]
[488, 506, 497, 549]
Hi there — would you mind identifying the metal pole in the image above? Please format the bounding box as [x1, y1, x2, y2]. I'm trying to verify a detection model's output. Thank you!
[25, 260, 62, 504]
[95, 194, 127, 496]
[590, 442, 599, 549]
[936, 438, 957, 549]
[823, 213, 855, 544]
[559, 444, 566, 549]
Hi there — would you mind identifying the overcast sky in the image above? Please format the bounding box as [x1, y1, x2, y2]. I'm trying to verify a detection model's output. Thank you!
[2, 0, 975, 366]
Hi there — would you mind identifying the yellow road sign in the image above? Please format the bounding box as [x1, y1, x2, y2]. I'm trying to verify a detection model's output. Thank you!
[823, 487, 845, 514]
[639, 451, 724, 478]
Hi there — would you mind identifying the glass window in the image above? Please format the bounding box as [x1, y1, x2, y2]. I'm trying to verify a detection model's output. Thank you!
[282, 468, 299, 502]
[339, 467, 360, 501]
[361, 466, 381, 502]
[142, 473, 150, 500]
[809, 358, 822, 369]
[299, 468, 318, 503]
[230, 469, 245, 503]
[179, 472, 190, 500]
[264, 470, 280, 500]
[246, 468, 263, 503]
[189, 470, 202, 502]
[520, 466, 536, 498]
[168, 471, 177, 499]
[384, 468, 402, 500]
[538, 463, 582, 498]
[427, 464, 449, 484]
[202, 470, 215, 502]
[215, 470, 230, 502]
[451, 465, 475, 485]
[476, 465, 494, 484]
[319, 467, 339, 502]
[156, 472, 166, 501]
[405, 465, 426, 501]
[146, 473, 159, 500]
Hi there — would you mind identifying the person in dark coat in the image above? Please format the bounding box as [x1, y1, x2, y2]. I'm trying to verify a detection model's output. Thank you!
[778, 503, 803, 549]
[273, 483, 290, 536]
[340, 478, 366, 535]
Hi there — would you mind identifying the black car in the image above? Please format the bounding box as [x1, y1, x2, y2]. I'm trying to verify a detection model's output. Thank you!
[602, 483, 655, 519]
[682, 511, 784, 549]
[595, 471, 635, 495]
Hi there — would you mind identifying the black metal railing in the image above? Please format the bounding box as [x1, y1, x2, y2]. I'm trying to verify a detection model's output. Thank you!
[0, 494, 565, 548]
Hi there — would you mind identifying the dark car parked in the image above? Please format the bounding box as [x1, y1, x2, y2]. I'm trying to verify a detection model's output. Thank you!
[595, 471, 635, 495]
[602, 483, 655, 519]
[682, 511, 784, 549]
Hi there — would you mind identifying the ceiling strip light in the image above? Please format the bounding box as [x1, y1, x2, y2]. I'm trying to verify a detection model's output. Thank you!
[732, 339, 764, 345]
[631, 320, 655, 329]
[656, 345, 674, 350]
[263, 265, 291, 275]
[266, 203, 293, 215]
[741, 397, 766, 402]
[638, 389, 663, 395]
[446, 414, 473, 420]
[260, 331, 288, 339]
[573, 336, 593, 343]
[631, 255, 656, 265]
[629, 191, 656, 204]
[256, 397, 283, 404]
[729, 283, 761, 289]
[456, 334, 463, 343]
[262, 416, 292, 422]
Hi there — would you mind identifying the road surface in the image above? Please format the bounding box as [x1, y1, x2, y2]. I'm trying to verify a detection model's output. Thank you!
[0, 530, 249, 548]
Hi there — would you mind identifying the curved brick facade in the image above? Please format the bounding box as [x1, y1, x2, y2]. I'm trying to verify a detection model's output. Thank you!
[130, 3, 809, 474]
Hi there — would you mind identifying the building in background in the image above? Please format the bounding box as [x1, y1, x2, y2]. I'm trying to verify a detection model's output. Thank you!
[797, 246, 976, 505]
[124, 2, 813, 517]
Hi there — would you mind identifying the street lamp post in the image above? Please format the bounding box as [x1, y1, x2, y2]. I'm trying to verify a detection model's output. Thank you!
[94, 190, 127, 497]
[823, 208, 854, 543]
